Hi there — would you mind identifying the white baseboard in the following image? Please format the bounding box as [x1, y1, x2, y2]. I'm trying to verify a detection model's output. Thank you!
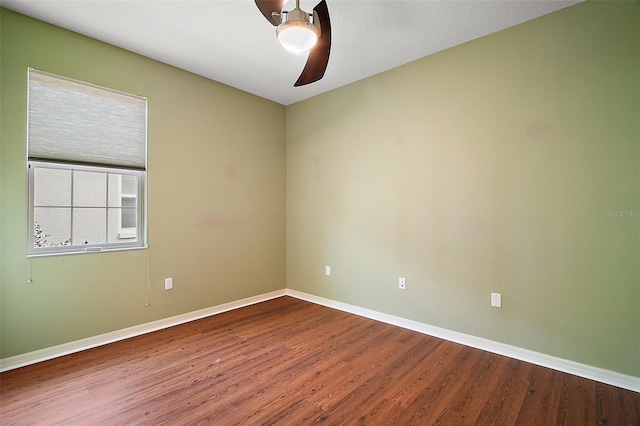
[286, 289, 640, 393]
[2, 288, 638, 393]
[0, 289, 286, 373]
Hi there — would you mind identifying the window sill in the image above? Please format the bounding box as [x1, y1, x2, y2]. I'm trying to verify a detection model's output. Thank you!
[27, 244, 148, 258]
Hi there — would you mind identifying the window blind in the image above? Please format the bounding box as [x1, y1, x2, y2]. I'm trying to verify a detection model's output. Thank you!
[27, 69, 147, 170]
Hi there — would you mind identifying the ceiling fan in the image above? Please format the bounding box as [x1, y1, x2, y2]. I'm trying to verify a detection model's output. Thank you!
[254, 0, 332, 87]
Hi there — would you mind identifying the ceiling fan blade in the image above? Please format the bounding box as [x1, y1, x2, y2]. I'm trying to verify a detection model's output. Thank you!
[294, 0, 331, 87]
[255, 0, 283, 26]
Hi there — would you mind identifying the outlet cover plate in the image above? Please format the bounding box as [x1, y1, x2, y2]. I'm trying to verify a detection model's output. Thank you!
[165, 277, 173, 290]
[491, 292, 501, 308]
[399, 277, 406, 290]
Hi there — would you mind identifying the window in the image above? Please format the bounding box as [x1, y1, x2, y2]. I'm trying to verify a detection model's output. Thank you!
[27, 69, 147, 256]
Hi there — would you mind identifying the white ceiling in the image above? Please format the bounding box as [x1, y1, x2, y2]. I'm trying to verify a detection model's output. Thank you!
[2, 0, 582, 105]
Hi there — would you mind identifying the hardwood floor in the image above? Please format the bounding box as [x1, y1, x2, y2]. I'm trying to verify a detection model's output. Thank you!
[1, 296, 638, 425]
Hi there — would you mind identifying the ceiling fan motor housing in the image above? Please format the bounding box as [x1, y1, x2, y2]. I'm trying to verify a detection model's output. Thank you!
[276, 7, 320, 53]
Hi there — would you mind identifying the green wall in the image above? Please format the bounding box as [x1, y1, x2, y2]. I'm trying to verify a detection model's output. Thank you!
[287, 1, 639, 377]
[1, 9, 286, 358]
[2, 2, 639, 380]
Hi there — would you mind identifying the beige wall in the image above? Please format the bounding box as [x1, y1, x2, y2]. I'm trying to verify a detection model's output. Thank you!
[1, 9, 286, 358]
[286, 1, 639, 377]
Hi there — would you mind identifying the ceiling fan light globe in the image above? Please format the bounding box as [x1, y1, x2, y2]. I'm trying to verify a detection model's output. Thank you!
[277, 22, 318, 53]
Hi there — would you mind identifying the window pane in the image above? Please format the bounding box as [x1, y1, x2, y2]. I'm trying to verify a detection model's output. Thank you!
[34, 167, 71, 207]
[108, 208, 119, 242]
[34, 207, 71, 247]
[121, 175, 136, 195]
[121, 198, 136, 228]
[73, 208, 106, 245]
[74, 170, 107, 207]
[108, 208, 137, 241]
[107, 174, 121, 207]
[107, 174, 138, 207]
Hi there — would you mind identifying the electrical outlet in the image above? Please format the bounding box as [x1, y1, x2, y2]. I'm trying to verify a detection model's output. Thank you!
[325, 266, 331, 276]
[399, 277, 406, 290]
[165, 277, 173, 290]
[491, 292, 501, 308]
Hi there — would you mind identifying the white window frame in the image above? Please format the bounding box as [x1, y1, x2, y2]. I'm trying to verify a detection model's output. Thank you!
[28, 161, 146, 256]
[26, 68, 148, 257]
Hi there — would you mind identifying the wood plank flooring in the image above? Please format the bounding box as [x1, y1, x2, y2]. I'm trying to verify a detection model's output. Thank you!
[1, 296, 638, 425]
